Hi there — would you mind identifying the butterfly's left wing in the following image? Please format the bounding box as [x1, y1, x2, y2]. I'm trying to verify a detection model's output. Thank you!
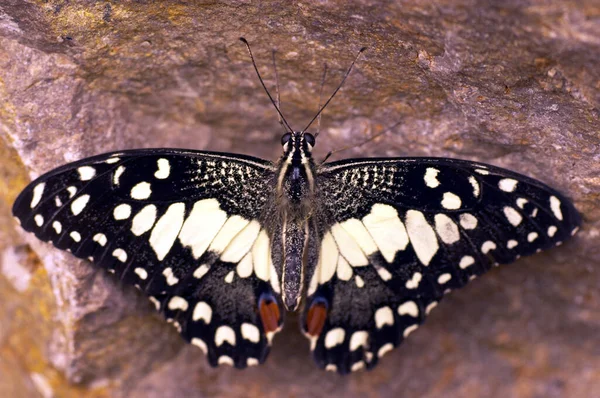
[12, 148, 284, 368]
[303, 157, 580, 373]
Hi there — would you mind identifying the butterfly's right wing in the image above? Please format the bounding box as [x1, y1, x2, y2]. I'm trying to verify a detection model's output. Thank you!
[303, 157, 580, 373]
[13, 149, 284, 368]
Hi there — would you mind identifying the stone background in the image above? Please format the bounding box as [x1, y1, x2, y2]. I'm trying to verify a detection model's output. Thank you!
[1, 1, 599, 397]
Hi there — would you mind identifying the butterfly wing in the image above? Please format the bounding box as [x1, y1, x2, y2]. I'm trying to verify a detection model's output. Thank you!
[303, 157, 581, 373]
[13, 148, 284, 368]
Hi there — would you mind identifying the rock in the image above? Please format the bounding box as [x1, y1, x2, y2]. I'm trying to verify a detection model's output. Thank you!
[1, 1, 599, 397]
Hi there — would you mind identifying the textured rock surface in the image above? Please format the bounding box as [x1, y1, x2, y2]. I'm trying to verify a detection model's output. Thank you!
[1, 1, 599, 397]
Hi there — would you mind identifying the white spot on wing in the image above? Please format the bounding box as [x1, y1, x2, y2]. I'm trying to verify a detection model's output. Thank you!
[469, 176, 480, 197]
[424, 167, 440, 188]
[209, 215, 250, 255]
[193, 264, 210, 279]
[113, 203, 132, 220]
[224, 270, 234, 283]
[319, 232, 339, 284]
[507, 239, 519, 249]
[547, 225, 557, 237]
[241, 323, 260, 343]
[459, 213, 478, 230]
[437, 273, 452, 284]
[516, 198, 528, 209]
[218, 356, 234, 366]
[503, 206, 523, 226]
[192, 301, 212, 323]
[377, 343, 394, 358]
[403, 324, 419, 338]
[34, 214, 44, 227]
[70, 231, 81, 242]
[251, 229, 272, 282]
[134, 267, 148, 280]
[220, 220, 261, 263]
[215, 325, 236, 347]
[155, 158, 170, 179]
[150, 202, 185, 261]
[93, 233, 107, 246]
[130, 182, 152, 200]
[67, 186, 77, 198]
[112, 248, 127, 262]
[459, 255, 475, 269]
[162, 267, 179, 285]
[106, 157, 120, 164]
[481, 241, 497, 254]
[377, 266, 393, 281]
[330, 223, 368, 267]
[339, 218, 378, 256]
[131, 204, 157, 236]
[351, 361, 365, 372]
[336, 255, 353, 281]
[405, 210, 439, 266]
[355, 275, 365, 288]
[527, 232, 539, 242]
[325, 328, 345, 348]
[77, 166, 96, 181]
[55, 196, 62, 207]
[113, 166, 125, 185]
[247, 358, 259, 367]
[349, 331, 368, 351]
[179, 199, 230, 259]
[434, 214, 460, 244]
[30, 183, 45, 208]
[362, 204, 409, 263]
[441, 192, 462, 210]
[375, 306, 394, 329]
[398, 301, 419, 317]
[426, 302, 438, 314]
[405, 272, 422, 289]
[168, 296, 189, 311]
[550, 196, 563, 221]
[52, 221, 62, 234]
[237, 253, 253, 278]
[71, 194, 90, 216]
[499, 178, 518, 192]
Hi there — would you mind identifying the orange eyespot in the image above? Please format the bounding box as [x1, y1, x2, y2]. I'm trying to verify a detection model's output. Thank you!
[259, 296, 281, 333]
[305, 299, 328, 337]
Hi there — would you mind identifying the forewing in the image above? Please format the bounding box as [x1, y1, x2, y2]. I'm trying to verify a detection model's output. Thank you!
[302, 157, 581, 373]
[13, 149, 284, 368]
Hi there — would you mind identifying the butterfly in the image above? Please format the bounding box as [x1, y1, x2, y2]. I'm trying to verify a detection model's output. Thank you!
[12, 39, 581, 374]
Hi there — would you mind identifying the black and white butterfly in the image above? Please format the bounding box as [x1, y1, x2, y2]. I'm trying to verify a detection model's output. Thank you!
[12, 39, 581, 374]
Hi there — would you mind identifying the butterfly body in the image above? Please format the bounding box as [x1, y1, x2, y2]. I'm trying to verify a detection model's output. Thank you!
[275, 132, 318, 311]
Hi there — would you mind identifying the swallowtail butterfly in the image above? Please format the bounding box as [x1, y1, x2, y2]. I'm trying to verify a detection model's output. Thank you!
[12, 39, 581, 374]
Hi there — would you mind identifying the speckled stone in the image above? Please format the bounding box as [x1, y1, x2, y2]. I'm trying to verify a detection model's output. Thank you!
[1, 1, 599, 397]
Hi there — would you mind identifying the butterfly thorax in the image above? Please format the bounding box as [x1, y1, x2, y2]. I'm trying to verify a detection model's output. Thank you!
[276, 132, 317, 311]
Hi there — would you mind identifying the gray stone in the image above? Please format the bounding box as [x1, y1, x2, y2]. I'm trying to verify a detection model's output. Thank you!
[1, 1, 599, 397]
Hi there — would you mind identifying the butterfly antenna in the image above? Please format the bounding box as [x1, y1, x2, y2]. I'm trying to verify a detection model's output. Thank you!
[302, 46, 367, 133]
[271, 48, 286, 133]
[240, 37, 294, 133]
[315, 63, 328, 138]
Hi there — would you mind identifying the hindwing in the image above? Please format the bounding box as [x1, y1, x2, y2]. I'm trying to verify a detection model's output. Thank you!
[301, 157, 581, 373]
[12, 148, 284, 368]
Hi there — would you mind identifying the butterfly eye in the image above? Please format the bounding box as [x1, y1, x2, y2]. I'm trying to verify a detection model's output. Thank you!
[281, 133, 292, 146]
[304, 133, 316, 147]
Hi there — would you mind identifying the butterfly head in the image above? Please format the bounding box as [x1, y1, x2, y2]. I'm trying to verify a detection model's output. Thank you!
[280, 131, 315, 157]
